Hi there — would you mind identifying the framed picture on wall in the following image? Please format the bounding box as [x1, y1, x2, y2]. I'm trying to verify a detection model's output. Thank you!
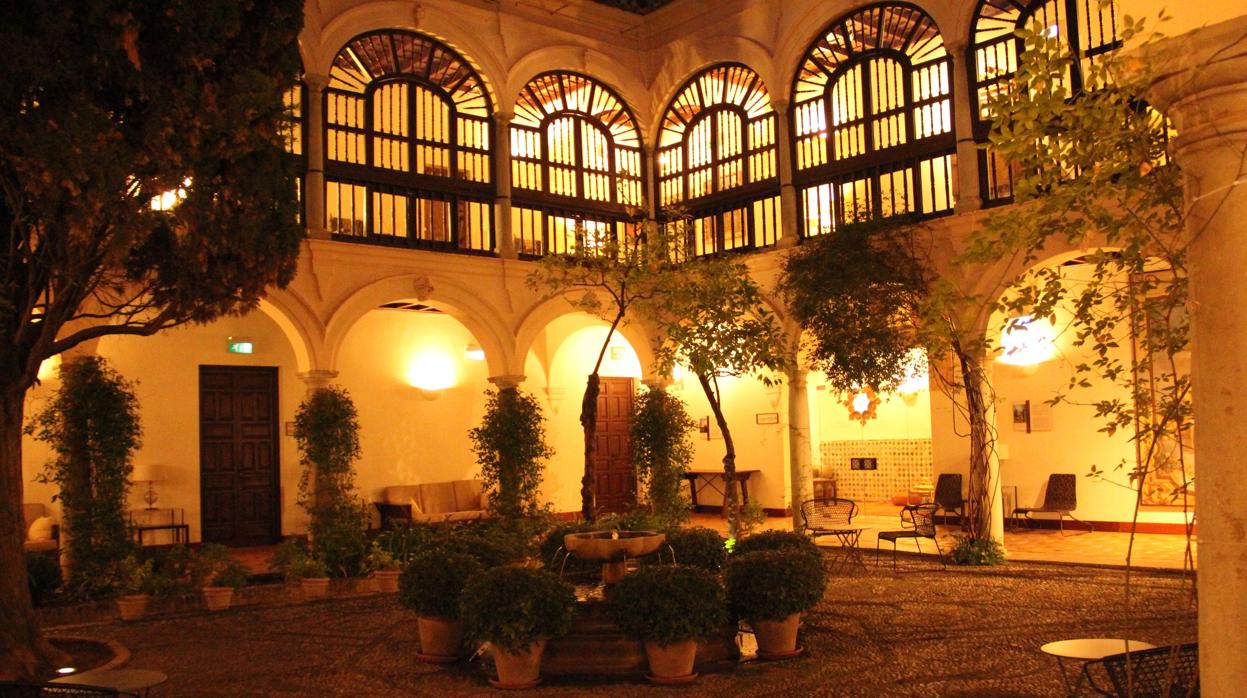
[1012, 401, 1031, 433]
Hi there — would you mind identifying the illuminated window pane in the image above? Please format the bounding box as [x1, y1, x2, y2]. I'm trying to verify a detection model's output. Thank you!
[326, 181, 367, 236]
[282, 86, 303, 155]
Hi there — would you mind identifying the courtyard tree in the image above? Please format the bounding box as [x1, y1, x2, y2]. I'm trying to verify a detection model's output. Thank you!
[470, 386, 554, 522]
[969, 18, 1197, 570]
[629, 386, 696, 528]
[780, 216, 1003, 541]
[294, 386, 368, 578]
[649, 251, 787, 539]
[0, 1, 304, 679]
[527, 224, 677, 521]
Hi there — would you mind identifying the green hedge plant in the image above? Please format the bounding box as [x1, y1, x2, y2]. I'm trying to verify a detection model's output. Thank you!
[607, 565, 726, 646]
[630, 388, 695, 527]
[948, 535, 1006, 566]
[726, 549, 827, 622]
[732, 530, 820, 558]
[399, 551, 483, 620]
[470, 387, 554, 522]
[460, 566, 576, 653]
[662, 527, 727, 572]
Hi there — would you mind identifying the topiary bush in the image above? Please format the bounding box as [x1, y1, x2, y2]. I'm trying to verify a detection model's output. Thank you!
[607, 565, 726, 646]
[399, 550, 484, 620]
[461, 566, 576, 653]
[630, 388, 695, 527]
[470, 387, 554, 522]
[28, 356, 142, 600]
[662, 527, 727, 572]
[948, 535, 1006, 566]
[294, 385, 369, 578]
[731, 530, 820, 558]
[726, 549, 827, 622]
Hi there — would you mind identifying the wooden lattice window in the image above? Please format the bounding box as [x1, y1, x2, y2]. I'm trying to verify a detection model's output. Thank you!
[656, 64, 780, 256]
[971, 0, 1120, 204]
[323, 31, 494, 253]
[792, 2, 956, 236]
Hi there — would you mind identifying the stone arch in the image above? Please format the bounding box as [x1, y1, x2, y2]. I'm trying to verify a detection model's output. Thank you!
[514, 294, 658, 383]
[256, 289, 325, 375]
[323, 274, 516, 378]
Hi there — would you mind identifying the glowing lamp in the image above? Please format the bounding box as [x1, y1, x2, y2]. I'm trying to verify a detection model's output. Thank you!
[997, 315, 1056, 366]
[464, 345, 485, 361]
[405, 351, 456, 396]
[37, 354, 61, 382]
[845, 387, 880, 425]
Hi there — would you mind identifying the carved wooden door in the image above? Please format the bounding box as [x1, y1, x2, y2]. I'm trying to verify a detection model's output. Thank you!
[199, 366, 281, 546]
[593, 377, 636, 514]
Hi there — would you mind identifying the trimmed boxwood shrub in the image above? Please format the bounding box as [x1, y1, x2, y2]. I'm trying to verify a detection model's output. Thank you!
[726, 549, 827, 622]
[461, 566, 576, 653]
[607, 565, 726, 646]
[731, 530, 820, 557]
[662, 527, 727, 572]
[399, 550, 483, 619]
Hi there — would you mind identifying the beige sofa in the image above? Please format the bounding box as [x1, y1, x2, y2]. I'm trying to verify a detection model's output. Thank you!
[23, 503, 59, 553]
[375, 480, 489, 529]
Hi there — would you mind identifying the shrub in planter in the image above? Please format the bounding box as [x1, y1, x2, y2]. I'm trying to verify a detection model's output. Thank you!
[607, 565, 726, 682]
[461, 566, 576, 688]
[114, 554, 158, 621]
[731, 530, 820, 558]
[630, 387, 696, 528]
[366, 543, 402, 593]
[470, 387, 554, 522]
[399, 550, 484, 662]
[373, 525, 441, 565]
[273, 541, 330, 599]
[203, 559, 249, 611]
[725, 549, 827, 659]
[661, 528, 727, 572]
[948, 535, 1006, 566]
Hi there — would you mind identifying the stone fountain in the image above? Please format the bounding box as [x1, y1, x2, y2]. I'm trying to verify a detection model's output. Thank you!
[561, 530, 666, 584]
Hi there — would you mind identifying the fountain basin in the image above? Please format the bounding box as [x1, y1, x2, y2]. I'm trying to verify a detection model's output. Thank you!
[563, 531, 666, 584]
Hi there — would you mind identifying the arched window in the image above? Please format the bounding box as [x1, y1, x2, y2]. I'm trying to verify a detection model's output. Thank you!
[281, 82, 305, 223]
[657, 63, 780, 257]
[511, 72, 644, 256]
[971, 0, 1119, 203]
[792, 3, 955, 237]
[323, 31, 494, 252]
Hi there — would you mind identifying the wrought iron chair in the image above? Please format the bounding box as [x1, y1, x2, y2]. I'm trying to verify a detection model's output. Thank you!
[933, 473, 964, 524]
[876, 503, 945, 571]
[1016, 473, 1085, 534]
[800, 497, 857, 538]
[1082, 642, 1199, 697]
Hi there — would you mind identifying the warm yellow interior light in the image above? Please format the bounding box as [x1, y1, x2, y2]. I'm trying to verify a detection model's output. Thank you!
[37, 354, 61, 382]
[405, 350, 456, 391]
[464, 345, 485, 361]
[998, 315, 1057, 366]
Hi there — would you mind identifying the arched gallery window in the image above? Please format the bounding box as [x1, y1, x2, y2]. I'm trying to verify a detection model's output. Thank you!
[510, 72, 644, 256]
[657, 63, 780, 258]
[281, 83, 305, 223]
[323, 30, 494, 252]
[971, 0, 1119, 203]
[792, 2, 956, 237]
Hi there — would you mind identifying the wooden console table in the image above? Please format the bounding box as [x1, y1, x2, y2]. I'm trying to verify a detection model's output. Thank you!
[682, 469, 760, 516]
[130, 507, 189, 546]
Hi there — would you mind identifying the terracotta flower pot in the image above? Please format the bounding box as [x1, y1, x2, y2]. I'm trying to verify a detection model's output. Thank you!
[643, 638, 699, 684]
[372, 569, 401, 594]
[116, 594, 151, 621]
[490, 639, 547, 689]
[202, 586, 235, 612]
[300, 576, 330, 600]
[753, 613, 803, 660]
[416, 616, 465, 663]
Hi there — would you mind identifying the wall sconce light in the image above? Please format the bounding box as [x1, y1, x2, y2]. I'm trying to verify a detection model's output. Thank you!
[464, 344, 485, 361]
[37, 354, 61, 382]
[845, 387, 880, 425]
[405, 351, 456, 399]
[997, 315, 1056, 366]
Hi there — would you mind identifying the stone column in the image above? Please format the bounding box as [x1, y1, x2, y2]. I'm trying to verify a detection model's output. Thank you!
[297, 369, 337, 397]
[786, 366, 813, 531]
[304, 74, 329, 240]
[494, 111, 516, 259]
[947, 42, 983, 213]
[488, 374, 526, 391]
[1148, 16, 1247, 695]
[772, 99, 801, 248]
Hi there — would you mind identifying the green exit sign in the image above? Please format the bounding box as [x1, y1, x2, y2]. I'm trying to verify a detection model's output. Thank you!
[227, 340, 254, 354]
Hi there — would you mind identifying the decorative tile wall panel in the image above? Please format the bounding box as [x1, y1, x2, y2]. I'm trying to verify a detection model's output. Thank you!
[819, 439, 932, 501]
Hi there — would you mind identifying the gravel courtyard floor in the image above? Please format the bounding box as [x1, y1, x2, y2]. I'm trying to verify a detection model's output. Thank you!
[51, 557, 1197, 697]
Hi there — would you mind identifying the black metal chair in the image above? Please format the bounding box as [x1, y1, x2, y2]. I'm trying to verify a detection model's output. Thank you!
[876, 503, 945, 571]
[1082, 642, 1199, 697]
[1016, 473, 1085, 534]
[933, 473, 964, 524]
[800, 497, 857, 537]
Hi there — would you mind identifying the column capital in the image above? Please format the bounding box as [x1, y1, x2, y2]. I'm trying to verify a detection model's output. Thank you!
[298, 369, 338, 390]
[770, 97, 790, 114]
[642, 376, 672, 390]
[494, 110, 515, 127]
[489, 374, 526, 390]
[304, 73, 329, 94]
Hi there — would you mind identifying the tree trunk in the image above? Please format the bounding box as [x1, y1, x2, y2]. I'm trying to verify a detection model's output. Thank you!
[697, 373, 740, 539]
[579, 373, 600, 521]
[958, 349, 994, 541]
[0, 388, 63, 680]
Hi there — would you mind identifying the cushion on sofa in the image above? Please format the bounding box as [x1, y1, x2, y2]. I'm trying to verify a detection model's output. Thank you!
[22, 503, 48, 533]
[452, 480, 482, 511]
[27, 516, 55, 541]
[383, 485, 422, 505]
[420, 482, 459, 515]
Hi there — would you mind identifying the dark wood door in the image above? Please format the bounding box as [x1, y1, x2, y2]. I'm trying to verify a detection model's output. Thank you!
[593, 377, 635, 514]
[199, 366, 281, 546]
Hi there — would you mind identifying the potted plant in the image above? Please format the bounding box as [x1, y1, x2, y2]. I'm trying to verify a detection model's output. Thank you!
[461, 566, 576, 689]
[193, 543, 248, 611]
[607, 564, 726, 684]
[661, 527, 727, 572]
[725, 549, 827, 659]
[399, 550, 483, 663]
[115, 554, 156, 621]
[273, 541, 330, 600]
[367, 542, 403, 593]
